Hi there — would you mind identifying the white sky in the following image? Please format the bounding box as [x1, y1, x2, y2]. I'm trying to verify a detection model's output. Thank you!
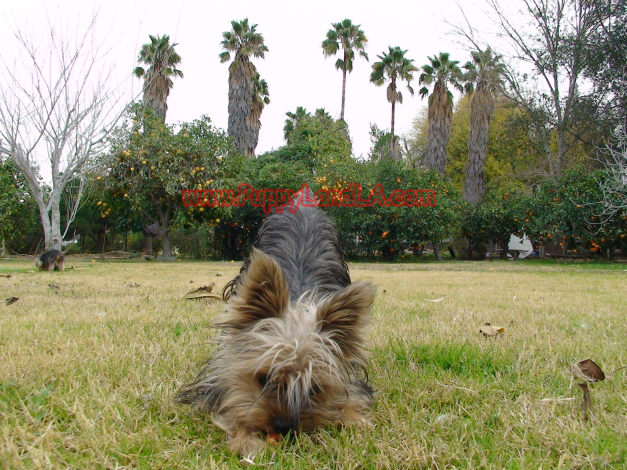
[1, 0, 520, 165]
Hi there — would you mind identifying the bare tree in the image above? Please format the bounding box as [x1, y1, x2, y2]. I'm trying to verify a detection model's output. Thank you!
[0, 17, 126, 251]
[597, 125, 627, 219]
[455, 0, 606, 178]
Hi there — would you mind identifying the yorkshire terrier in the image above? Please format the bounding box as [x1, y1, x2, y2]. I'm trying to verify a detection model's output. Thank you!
[177, 193, 376, 456]
[35, 249, 65, 272]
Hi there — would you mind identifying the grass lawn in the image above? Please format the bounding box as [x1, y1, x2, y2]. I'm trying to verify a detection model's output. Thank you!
[1, 257, 626, 468]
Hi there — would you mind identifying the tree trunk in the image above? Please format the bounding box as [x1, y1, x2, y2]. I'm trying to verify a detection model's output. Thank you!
[432, 242, 442, 261]
[50, 192, 62, 251]
[228, 55, 256, 157]
[341, 64, 347, 122]
[35, 191, 62, 251]
[390, 98, 395, 138]
[142, 223, 159, 255]
[424, 80, 453, 178]
[143, 74, 169, 120]
[464, 82, 495, 205]
[161, 227, 172, 257]
[500, 241, 509, 259]
[102, 223, 108, 255]
[390, 99, 400, 160]
[382, 245, 395, 261]
[156, 201, 174, 258]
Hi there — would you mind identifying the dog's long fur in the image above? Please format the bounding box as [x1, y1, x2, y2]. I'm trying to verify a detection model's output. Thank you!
[177, 198, 376, 456]
[35, 249, 65, 272]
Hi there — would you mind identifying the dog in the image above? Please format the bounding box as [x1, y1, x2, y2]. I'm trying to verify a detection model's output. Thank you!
[35, 249, 65, 272]
[177, 193, 376, 456]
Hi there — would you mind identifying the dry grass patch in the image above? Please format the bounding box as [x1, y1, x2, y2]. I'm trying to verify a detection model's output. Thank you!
[1, 259, 626, 468]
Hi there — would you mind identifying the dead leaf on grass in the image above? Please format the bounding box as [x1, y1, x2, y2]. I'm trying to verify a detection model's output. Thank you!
[5, 297, 19, 306]
[480, 322, 505, 337]
[183, 283, 222, 300]
[0, 274, 14, 278]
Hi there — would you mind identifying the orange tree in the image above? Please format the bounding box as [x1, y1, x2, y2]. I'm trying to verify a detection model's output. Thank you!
[0, 158, 40, 252]
[209, 108, 463, 261]
[100, 105, 231, 257]
[211, 152, 313, 260]
[460, 190, 528, 259]
[525, 168, 627, 258]
[325, 158, 462, 261]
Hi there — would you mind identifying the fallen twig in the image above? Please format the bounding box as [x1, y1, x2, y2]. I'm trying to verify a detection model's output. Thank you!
[435, 380, 478, 395]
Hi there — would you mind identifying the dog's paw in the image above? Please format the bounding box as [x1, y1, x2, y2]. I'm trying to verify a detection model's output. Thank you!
[228, 430, 265, 458]
[340, 407, 374, 429]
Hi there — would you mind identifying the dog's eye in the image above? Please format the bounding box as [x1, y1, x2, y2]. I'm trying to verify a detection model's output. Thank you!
[309, 384, 321, 397]
[257, 374, 268, 387]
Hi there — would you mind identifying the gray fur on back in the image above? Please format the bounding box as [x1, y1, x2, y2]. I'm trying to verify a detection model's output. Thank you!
[224, 203, 350, 302]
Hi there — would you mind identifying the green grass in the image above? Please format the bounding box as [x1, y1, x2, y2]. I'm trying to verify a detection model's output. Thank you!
[1, 257, 626, 468]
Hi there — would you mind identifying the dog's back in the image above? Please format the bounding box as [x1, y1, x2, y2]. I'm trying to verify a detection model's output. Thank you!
[36, 249, 65, 272]
[225, 201, 350, 301]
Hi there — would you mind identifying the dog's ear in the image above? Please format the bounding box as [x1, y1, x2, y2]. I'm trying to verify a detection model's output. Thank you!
[317, 282, 376, 360]
[221, 249, 289, 330]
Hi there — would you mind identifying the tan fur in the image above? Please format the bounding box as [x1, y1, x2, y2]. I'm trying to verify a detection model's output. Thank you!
[177, 250, 376, 457]
[35, 250, 65, 272]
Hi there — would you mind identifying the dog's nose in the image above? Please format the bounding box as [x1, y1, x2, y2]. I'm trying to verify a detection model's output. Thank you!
[272, 418, 295, 434]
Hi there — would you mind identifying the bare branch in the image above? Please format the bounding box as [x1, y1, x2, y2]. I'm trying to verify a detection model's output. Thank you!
[597, 125, 627, 216]
[0, 13, 135, 250]
[452, 0, 603, 177]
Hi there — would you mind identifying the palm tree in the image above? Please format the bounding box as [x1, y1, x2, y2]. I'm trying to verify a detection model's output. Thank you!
[370, 46, 418, 160]
[133, 35, 183, 257]
[283, 106, 310, 144]
[322, 19, 368, 121]
[248, 72, 270, 155]
[220, 19, 268, 157]
[133, 35, 183, 120]
[419, 52, 466, 177]
[463, 48, 506, 205]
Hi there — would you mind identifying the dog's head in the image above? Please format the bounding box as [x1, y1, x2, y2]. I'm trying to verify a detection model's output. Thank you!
[211, 249, 376, 435]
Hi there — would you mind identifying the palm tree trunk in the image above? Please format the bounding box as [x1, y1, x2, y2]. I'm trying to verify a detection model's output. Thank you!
[228, 55, 255, 157]
[464, 83, 495, 205]
[391, 99, 395, 138]
[424, 80, 452, 178]
[390, 99, 398, 160]
[341, 68, 347, 122]
[143, 75, 169, 120]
